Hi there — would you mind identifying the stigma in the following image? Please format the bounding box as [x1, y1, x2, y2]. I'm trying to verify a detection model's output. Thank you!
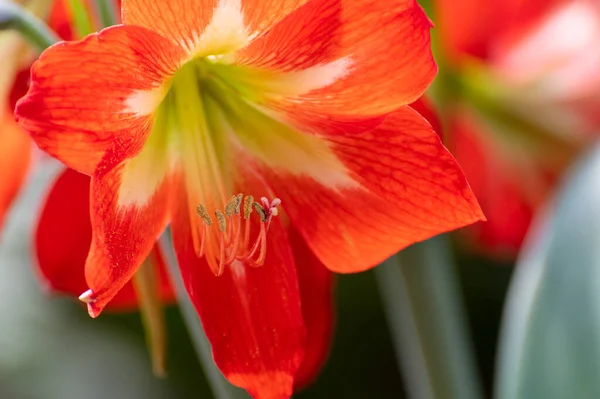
[195, 193, 281, 275]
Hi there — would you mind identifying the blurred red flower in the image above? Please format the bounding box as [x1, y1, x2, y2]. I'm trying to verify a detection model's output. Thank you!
[435, 0, 600, 256]
[16, 0, 483, 397]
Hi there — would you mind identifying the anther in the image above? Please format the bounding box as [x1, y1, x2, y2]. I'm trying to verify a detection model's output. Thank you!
[196, 204, 212, 226]
[225, 195, 237, 217]
[243, 195, 254, 219]
[234, 193, 243, 215]
[253, 202, 268, 222]
[215, 210, 227, 232]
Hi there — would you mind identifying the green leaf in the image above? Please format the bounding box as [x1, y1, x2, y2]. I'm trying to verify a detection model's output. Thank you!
[495, 143, 600, 399]
[0, 1, 58, 52]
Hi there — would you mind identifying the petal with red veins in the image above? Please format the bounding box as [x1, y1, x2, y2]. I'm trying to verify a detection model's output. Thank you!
[409, 96, 442, 138]
[236, 0, 341, 71]
[15, 25, 185, 175]
[241, 0, 309, 36]
[281, 0, 436, 116]
[0, 113, 30, 231]
[36, 168, 174, 311]
[84, 148, 174, 316]
[123, 0, 307, 54]
[290, 227, 335, 391]
[262, 106, 485, 273]
[170, 174, 305, 399]
[122, 0, 217, 53]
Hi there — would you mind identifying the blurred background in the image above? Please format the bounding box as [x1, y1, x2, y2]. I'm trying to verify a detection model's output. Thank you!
[2, 0, 600, 398]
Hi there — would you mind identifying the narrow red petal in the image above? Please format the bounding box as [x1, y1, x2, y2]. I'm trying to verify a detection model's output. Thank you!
[36, 169, 174, 310]
[283, 0, 436, 116]
[290, 227, 335, 390]
[0, 113, 30, 231]
[170, 174, 305, 399]
[84, 158, 173, 316]
[236, 0, 341, 71]
[15, 25, 184, 175]
[263, 106, 484, 273]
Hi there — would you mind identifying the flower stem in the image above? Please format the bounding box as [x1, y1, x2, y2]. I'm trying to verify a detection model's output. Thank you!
[0, 1, 58, 52]
[132, 254, 167, 377]
[374, 235, 483, 399]
[159, 232, 250, 399]
[93, 0, 118, 27]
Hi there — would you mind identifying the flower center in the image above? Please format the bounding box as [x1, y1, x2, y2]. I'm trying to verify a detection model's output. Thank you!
[196, 194, 281, 273]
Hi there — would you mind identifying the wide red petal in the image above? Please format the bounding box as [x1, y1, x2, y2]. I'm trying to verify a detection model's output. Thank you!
[122, 0, 217, 52]
[236, 0, 341, 71]
[241, 0, 309, 35]
[170, 174, 305, 399]
[36, 168, 173, 310]
[263, 106, 484, 273]
[83, 156, 173, 316]
[0, 113, 30, 231]
[15, 25, 184, 175]
[281, 0, 436, 116]
[290, 227, 335, 391]
[123, 0, 307, 52]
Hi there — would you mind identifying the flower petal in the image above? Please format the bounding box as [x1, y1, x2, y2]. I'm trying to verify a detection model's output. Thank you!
[123, 0, 307, 54]
[36, 168, 173, 311]
[282, 0, 436, 116]
[290, 227, 335, 391]
[262, 106, 485, 273]
[84, 154, 173, 316]
[15, 25, 184, 175]
[235, 0, 341, 71]
[170, 174, 305, 399]
[0, 112, 30, 231]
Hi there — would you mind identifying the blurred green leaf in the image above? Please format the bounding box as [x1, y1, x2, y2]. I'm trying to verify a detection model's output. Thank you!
[495, 143, 600, 399]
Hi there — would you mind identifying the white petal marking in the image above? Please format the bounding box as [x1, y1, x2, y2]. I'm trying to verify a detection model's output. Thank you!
[191, 0, 251, 57]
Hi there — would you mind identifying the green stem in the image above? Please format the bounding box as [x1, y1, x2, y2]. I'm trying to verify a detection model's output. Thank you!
[93, 0, 118, 27]
[132, 255, 167, 378]
[374, 235, 483, 399]
[66, 0, 95, 37]
[158, 232, 250, 399]
[0, 1, 58, 52]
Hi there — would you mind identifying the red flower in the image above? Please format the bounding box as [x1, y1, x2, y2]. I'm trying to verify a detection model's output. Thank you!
[434, 0, 600, 256]
[16, 0, 483, 397]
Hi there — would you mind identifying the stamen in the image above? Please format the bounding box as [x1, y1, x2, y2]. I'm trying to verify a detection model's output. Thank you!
[224, 195, 237, 217]
[215, 210, 227, 232]
[243, 195, 254, 219]
[253, 202, 268, 222]
[196, 204, 213, 226]
[234, 193, 243, 215]
[195, 194, 281, 273]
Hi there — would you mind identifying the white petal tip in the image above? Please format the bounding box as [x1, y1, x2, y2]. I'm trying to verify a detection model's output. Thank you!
[78, 289, 96, 304]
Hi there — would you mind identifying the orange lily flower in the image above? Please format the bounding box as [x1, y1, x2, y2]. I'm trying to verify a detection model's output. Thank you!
[435, 0, 600, 256]
[16, 0, 484, 397]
